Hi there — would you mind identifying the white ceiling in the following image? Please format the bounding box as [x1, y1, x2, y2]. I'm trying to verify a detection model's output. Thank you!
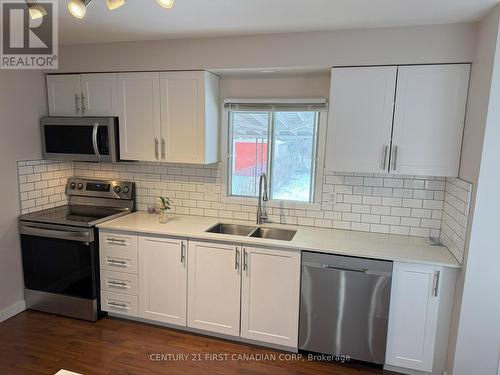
[58, 0, 499, 45]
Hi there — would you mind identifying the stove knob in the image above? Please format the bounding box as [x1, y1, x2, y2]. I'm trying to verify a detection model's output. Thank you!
[113, 186, 122, 194]
[69, 182, 76, 189]
[77, 183, 83, 190]
[122, 186, 130, 194]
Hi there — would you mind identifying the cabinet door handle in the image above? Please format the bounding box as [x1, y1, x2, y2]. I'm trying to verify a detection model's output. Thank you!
[161, 138, 166, 159]
[180, 241, 186, 264]
[243, 248, 248, 272]
[433, 270, 441, 297]
[381, 145, 388, 170]
[81, 93, 87, 115]
[154, 138, 159, 160]
[234, 247, 240, 270]
[75, 94, 80, 114]
[391, 145, 398, 171]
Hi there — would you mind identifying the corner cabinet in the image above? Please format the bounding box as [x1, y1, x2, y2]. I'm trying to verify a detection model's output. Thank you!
[47, 73, 118, 117]
[325, 64, 470, 177]
[385, 262, 457, 374]
[117, 71, 219, 164]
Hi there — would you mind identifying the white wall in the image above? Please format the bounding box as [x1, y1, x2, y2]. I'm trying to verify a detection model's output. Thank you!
[57, 23, 476, 73]
[449, 5, 500, 375]
[220, 72, 331, 99]
[0, 71, 47, 314]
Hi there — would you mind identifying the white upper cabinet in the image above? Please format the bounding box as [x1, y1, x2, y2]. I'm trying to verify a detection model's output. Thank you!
[47, 74, 118, 117]
[160, 71, 219, 164]
[138, 235, 187, 326]
[391, 64, 470, 176]
[240, 246, 301, 348]
[117, 72, 161, 161]
[325, 66, 396, 174]
[80, 73, 118, 116]
[47, 75, 82, 116]
[325, 64, 470, 177]
[117, 71, 219, 164]
[386, 262, 441, 372]
[187, 240, 241, 337]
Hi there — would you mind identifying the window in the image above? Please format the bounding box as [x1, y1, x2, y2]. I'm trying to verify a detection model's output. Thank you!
[226, 103, 323, 204]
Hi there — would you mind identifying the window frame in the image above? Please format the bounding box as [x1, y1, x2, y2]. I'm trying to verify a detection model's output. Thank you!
[221, 101, 327, 211]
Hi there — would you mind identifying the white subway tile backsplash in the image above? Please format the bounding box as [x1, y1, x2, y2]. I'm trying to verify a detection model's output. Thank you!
[17, 160, 72, 214]
[17, 161, 471, 245]
[440, 178, 472, 264]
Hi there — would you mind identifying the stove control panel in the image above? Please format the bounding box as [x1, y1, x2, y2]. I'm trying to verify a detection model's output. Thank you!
[67, 178, 135, 200]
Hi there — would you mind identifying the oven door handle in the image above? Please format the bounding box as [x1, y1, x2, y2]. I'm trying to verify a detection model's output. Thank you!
[92, 122, 101, 159]
[19, 223, 93, 243]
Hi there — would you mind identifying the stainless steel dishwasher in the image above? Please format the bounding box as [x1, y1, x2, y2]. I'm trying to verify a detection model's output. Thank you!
[299, 252, 392, 364]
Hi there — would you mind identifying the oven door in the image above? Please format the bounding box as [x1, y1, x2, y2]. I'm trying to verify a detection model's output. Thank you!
[19, 222, 98, 300]
[41, 116, 117, 162]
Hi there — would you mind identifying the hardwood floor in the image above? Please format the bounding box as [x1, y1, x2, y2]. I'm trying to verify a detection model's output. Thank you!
[0, 311, 398, 375]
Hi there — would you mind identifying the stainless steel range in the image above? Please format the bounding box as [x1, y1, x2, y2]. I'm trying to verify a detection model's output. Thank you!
[18, 178, 135, 321]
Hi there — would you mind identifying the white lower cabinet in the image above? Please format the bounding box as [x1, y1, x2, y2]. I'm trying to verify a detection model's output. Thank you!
[240, 246, 300, 348]
[385, 262, 443, 373]
[98, 228, 456, 365]
[187, 240, 242, 336]
[138, 235, 187, 326]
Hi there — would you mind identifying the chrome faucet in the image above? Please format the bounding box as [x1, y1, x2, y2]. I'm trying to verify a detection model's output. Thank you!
[257, 173, 269, 224]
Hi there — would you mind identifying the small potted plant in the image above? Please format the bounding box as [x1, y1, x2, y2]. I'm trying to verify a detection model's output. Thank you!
[158, 196, 173, 224]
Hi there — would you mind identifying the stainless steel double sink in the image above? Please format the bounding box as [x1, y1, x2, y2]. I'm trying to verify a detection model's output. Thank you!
[206, 223, 296, 241]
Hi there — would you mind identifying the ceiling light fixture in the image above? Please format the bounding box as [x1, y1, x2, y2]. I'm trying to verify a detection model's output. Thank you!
[106, 0, 125, 10]
[67, 0, 174, 19]
[26, 0, 47, 20]
[68, 0, 91, 19]
[156, 0, 174, 9]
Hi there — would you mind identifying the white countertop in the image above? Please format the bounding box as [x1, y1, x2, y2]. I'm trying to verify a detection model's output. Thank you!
[97, 211, 461, 268]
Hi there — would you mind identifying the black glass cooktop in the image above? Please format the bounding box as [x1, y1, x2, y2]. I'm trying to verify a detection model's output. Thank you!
[19, 205, 127, 227]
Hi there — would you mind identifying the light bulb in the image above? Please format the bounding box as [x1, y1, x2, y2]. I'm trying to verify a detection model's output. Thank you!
[157, 0, 174, 9]
[106, 0, 125, 10]
[68, 0, 90, 19]
[28, 4, 47, 20]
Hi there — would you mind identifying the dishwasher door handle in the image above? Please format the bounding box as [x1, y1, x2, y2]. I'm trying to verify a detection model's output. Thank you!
[321, 264, 368, 273]
[303, 261, 392, 277]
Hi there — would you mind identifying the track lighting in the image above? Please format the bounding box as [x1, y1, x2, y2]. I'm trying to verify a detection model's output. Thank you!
[156, 0, 174, 9]
[106, 0, 125, 10]
[26, 1, 47, 20]
[68, 0, 91, 19]
[67, 0, 174, 19]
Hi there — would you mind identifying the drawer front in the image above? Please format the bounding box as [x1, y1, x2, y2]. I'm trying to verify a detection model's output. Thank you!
[99, 230, 138, 252]
[100, 269, 138, 296]
[101, 291, 138, 317]
[100, 247, 138, 274]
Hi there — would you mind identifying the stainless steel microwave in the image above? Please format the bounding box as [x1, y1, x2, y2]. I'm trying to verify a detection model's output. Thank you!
[41, 117, 119, 162]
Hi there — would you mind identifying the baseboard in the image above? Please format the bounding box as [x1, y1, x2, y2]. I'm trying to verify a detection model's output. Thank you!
[0, 300, 26, 323]
[384, 364, 429, 375]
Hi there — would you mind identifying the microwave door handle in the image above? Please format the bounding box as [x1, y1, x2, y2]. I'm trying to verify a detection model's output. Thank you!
[92, 122, 101, 158]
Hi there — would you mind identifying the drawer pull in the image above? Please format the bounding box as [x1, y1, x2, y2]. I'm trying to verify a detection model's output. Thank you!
[107, 301, 130, 310]
[107, 259, 128, 267]
[108, 238, 127, 245]
[107, 280, 130, 288]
